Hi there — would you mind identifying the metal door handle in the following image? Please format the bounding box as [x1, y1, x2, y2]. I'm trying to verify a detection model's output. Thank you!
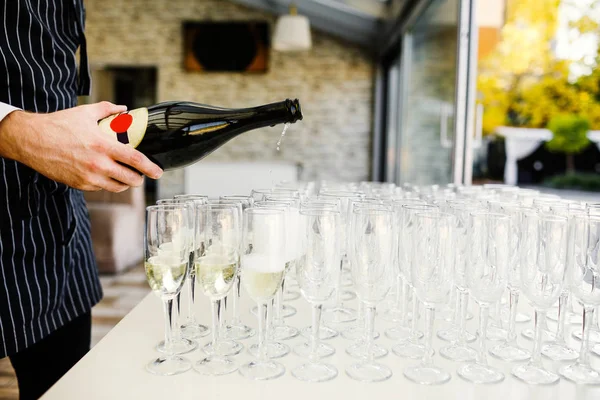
[440, 103, 452, 148]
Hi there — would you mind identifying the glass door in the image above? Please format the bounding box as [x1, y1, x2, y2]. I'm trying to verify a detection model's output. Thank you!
[393, 0, 474, 185]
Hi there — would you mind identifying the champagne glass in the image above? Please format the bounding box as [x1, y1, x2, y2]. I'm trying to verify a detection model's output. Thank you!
[193, 203, 241, 376]
[239, 208, 287, 380]
[157, 197, 210, 341]
[346, 205, 394, 382]
[438, 200, 481, 362]
[292, 207, 341, 382]
[145, 205, 192, 375]
[392, 204, 438, 359]
[404, 211, 455, 385]
[512, 212, 568, 385]
[299, 200, 341, 341]
[457, 212, 510, 384]
[382, 198, 426, 331]
[218, 197, 256, 341]
[488, 202, 532, 362]
[320, 190, 363, 324]
[541, 202, 583, 361]
[560, 214, 600, 384]
[256, 198, 300, 340]
[154, 199, 198, 354]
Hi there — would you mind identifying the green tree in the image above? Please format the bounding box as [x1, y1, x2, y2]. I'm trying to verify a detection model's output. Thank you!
[545, 114, 591, 173]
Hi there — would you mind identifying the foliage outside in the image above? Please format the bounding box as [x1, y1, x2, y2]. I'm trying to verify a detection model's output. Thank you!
[477, 0, 600, 135]
[545, 114, 591, 173]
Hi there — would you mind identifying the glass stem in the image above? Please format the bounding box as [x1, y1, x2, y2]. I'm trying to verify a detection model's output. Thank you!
[174, 292, 182, 339]
[258, 302, 269, 363]
[211, 299, 220, 349]
[555, 290, 568, 342]
[410, 290, 419, 338]
[267, 299, 274, 341]
[400, 280, 410, 327]
[231, 275, 241, 324]
[310, 304, 323, 363]
[423, 306, 435, 367]
[220, 296, 227, 332]
[578, 307, 594, 367]
[593, 306, 600, 332]
[187, 270, 196, 324]
[458, 289, 469, 343]
[507, 289, 519, 343]
[163, 298, 174, 356]
[393, 276, 403, 311]
[275, 279, 284, 326]
[530, 309, 546, 367]
[452, 286, 460, 325]
[365, 305, 376, 363]
[477, 305, 489, 366]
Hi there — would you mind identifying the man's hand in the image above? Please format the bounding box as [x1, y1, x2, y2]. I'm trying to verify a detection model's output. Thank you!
[0, 101, 163, 192]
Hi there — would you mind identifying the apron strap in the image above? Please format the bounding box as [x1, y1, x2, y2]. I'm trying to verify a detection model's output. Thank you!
[73, 0, 91, 96]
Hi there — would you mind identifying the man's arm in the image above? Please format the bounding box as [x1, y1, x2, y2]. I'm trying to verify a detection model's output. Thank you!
[0, 101, 162, 193]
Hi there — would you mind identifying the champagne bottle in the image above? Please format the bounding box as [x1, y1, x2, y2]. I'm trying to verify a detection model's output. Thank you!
[98, 99, 302, 170]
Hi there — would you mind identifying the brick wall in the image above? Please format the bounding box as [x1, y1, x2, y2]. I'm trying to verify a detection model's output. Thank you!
[84, 0, 375, 195]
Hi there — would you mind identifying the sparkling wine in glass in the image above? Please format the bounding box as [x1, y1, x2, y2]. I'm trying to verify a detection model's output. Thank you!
[144, 205, 192, 376]
[240, 208, 287, 380]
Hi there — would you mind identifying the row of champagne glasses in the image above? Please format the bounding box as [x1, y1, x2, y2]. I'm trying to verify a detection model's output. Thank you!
[143, 181, 600, 385]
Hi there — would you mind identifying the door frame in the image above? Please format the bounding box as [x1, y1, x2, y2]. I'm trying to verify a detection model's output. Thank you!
[373, 0, 478, 185]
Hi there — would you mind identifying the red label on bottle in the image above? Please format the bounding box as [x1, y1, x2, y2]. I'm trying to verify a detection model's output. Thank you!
[110, 113, 133, 133]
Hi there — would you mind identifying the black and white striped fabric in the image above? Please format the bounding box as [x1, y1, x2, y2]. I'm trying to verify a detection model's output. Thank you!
[0, 0, 102, 358]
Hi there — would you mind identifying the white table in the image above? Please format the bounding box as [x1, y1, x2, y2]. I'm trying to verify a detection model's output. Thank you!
[495, 126, 600, 185]
[42, 282, 600, 400]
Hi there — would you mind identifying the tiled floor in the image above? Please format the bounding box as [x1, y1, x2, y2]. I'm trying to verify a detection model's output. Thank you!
[0, 264, 149, 400]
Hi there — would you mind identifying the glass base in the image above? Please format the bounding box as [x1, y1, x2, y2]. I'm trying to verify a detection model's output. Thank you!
[252, 304, 297, 319]
[392, 340, 433, 360]
[325, 307, 357, 324]
[294, 342, 335, 359]
[239, 360, 285, 380]
[340, 326, 380, 341]
[272, 324, 300, 340]
[156, 338, 197, 355]
[346, 361, 392, 382]
[180, 323, 210, 339]
[547, 309, 581, 324]
[385, 325, 413, 342]
[248, 341, 290, 359]
[203, 339, 243, 357]
[486, 324, 508, 341]
[593, 343, 600, 357]
[292, 362, 338, 382]
[301, 325, 339, 340]
[404, 364, 451, 385]
[341, 290, 357, 302]
[512, 363, 559, 385]
[458, 362, 505, 384]
[437, 326, 476, 343]
[437, 307, 455, 323]
[439, 343, 477, 362]
[542, 342, 579, 361]
[572, 328, 600, 342]
[346, 341, 388, 359]
[146, 355, 191, 376]
[380, 308, 404, 323]
[489, 341, 531, 362]
[500, 309, 531, 324]
[222, 324, 255, 341]
[522, 328, 556, 342]
[560, 362, 600, 385]
[284, 290, 301, 302]
[341, 276, 354, 288]
[193, 355, 237, 376]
